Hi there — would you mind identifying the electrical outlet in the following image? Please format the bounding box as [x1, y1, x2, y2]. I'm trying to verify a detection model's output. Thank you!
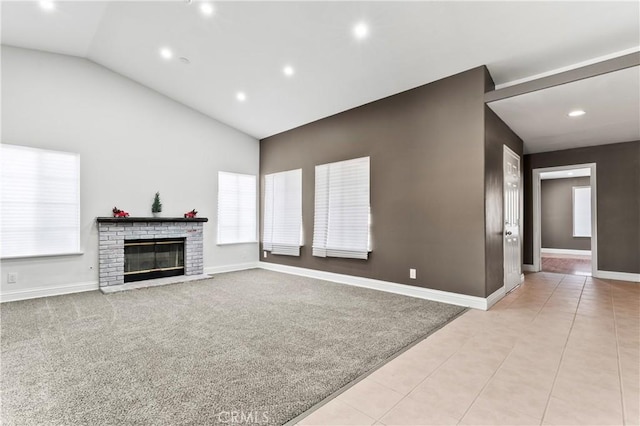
[7, 273, 18, 284]
[263, 251, 267, 258]
[409, 268, 416, 279]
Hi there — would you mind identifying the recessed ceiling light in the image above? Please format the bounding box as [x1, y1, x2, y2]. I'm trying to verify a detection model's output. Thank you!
[159, 48, 173, 60]
[353, 22, 369, 40]
[283, 65, 295, 77]
[568, 110, 586, 117]
[39, 1, 55, 11]
[200, 3, 214, 16]
[236, 92, 247, 102]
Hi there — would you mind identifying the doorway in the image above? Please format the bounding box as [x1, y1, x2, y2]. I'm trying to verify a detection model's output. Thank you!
[532, 163, 597, 276]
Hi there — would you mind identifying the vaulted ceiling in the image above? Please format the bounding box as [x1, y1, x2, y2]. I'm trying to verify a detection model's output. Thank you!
[2, 1, 639, 152]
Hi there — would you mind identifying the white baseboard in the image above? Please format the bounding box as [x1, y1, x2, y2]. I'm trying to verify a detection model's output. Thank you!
[522, 264, 536, 272]
[0, 261, 523, 309]
[486, 286, 506, 309]
[0, 262, 260, 303]
[594, 270, 640, 283]
[259, 262, 495, 310]
[541, 248, 591, 256]
[0, 281, 98, 303]
[204, 262, 260, 275]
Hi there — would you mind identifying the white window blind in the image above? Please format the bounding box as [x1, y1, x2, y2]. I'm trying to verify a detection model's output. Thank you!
[263, 169, 303, 256]
[573, 186, 592, 237]
[217, 171, 257, 244]
[1, 144, 80, 258]
[313, 156, 370, 259]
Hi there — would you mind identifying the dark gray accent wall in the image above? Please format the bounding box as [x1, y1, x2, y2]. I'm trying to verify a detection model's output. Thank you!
[541, 177, 591, 251]
[484, 106, 524, 296]
[261, 67, 491, 297]
[524, 141, 640, 274]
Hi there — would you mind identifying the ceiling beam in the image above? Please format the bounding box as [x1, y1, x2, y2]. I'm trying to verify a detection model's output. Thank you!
[485, 52, 640, 103]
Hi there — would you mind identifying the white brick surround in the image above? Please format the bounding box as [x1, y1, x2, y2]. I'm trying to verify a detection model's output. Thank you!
[96, 218, 207, 287]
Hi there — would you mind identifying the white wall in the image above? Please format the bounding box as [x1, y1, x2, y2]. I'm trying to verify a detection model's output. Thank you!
[1, 46, 259, 296]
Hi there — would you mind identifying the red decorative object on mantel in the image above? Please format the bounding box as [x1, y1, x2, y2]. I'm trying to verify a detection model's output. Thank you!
[112, 207, 130, 218]
[184, 209, 198, 218]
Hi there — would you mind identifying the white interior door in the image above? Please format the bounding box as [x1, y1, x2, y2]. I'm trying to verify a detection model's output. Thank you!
[504, 146, 522, 292]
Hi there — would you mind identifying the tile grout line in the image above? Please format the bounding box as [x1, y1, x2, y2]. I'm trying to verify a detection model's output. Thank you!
[516, 274, 563, 327]
[514, 278, 562, 422]
[329, 382, 383, 423]
[319, 399, 376, 424]
[452, 277, 564, 426]
[539, 274, 586, 424]
[297, 307, 471, 426]
[530, 277, 562, 321]
[318, 309, 472, 424]
[455, 342, 520, 425]
[464, 275, 566, 423]
[370, 346, 463, 422]
[457, 279, 562, 425]
[611, 286, 627, 426]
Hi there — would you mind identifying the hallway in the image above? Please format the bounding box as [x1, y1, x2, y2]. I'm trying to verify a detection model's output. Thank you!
[541, 253, 592, 276]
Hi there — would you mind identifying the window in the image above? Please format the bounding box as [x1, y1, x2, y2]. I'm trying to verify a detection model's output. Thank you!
[313, 156, 370, 260]
[263, 169, 303, 256]
[217, 171, 257, 244]
[573, 186, 592, 237]
[1, 144, 80, 258]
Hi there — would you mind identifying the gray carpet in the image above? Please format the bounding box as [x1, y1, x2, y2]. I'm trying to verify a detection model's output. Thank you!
[1, 269, 465, 425]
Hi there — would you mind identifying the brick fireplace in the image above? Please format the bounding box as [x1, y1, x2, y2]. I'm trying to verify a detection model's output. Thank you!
[96, 217, 208, 288]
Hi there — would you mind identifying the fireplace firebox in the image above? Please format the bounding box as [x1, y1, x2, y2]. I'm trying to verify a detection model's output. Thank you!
[124, 238, 185, 283]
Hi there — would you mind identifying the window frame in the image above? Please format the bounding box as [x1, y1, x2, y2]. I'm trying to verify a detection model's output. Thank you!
[216, 171, 258, 245]
[0, 144, 82, 259]
[263, 168, 303, 256]
[572, 185, 592, 238]
[312, 156, 371, 260]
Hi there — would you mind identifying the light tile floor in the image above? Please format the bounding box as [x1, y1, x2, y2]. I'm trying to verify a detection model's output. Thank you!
[298, 272, 640, 426]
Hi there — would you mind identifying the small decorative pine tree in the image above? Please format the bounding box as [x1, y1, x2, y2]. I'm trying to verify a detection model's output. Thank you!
[152, 192, 162, 213]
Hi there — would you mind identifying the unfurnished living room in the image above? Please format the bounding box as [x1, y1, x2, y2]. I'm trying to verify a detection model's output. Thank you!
[1, 1, 639, 425]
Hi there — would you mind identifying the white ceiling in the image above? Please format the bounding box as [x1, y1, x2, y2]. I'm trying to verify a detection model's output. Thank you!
[540, 168, 591, 180]
[2, 1, 639, 142]
[488, 66, 640, 154]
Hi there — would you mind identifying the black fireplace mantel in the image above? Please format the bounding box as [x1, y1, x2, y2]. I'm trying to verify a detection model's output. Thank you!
[97, 217, 208, 223]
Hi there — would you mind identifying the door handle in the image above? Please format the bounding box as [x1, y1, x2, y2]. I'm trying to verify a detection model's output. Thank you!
[505, 231, 513, 236]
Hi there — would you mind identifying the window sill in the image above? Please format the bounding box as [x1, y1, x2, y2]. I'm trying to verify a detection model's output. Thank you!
[216, 242, 258, 246]
[1, 252, 84, 260]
